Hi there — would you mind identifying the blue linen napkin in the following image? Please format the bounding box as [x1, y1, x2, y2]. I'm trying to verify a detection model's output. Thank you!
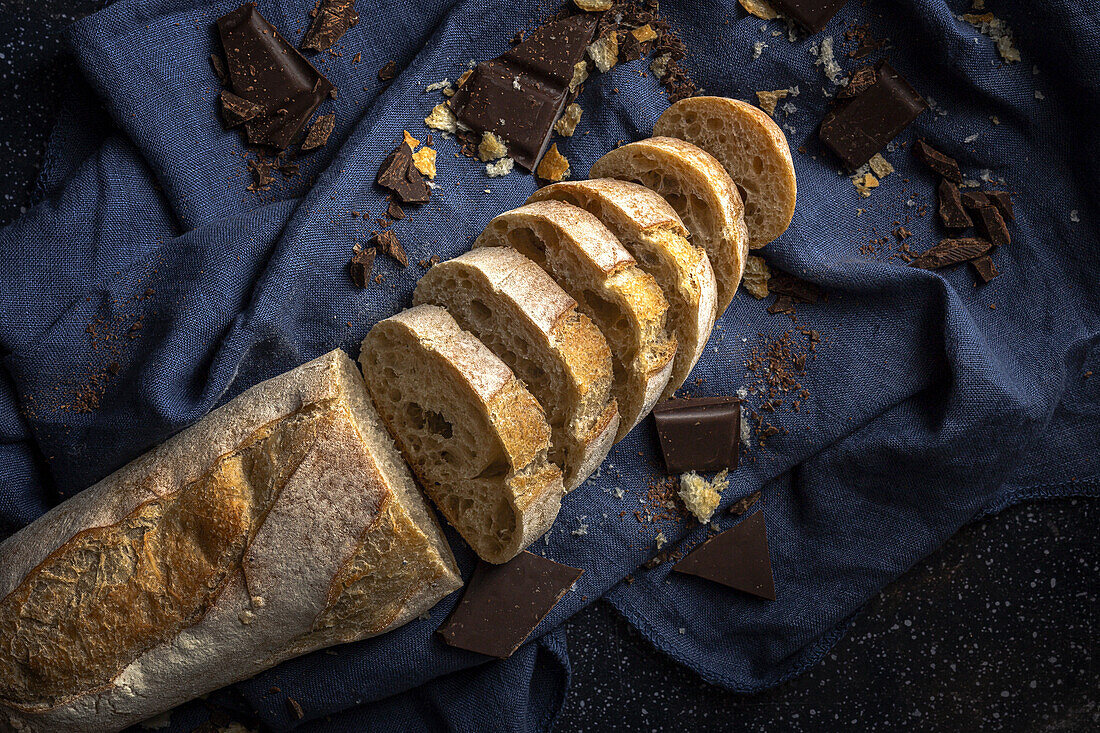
[1, 0, 1097, 730]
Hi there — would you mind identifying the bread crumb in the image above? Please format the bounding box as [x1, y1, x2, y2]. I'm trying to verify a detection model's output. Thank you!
[478, 132, 508, 161]
[412, 147, 437, 179]
[1070, 210, 1080, 223]
[572, 516, 589, 536]
[425, 102, 457, 133]
[742, 255, 771, 298]
[486, 157, 515, 177]
[238, 609, 256, 625]
[588, 33, 619, 73]
[868, 153, 894, 179]
[739, 0, 778, 19]
[963, 10, 1020, 63]
[569, 60, 589, 92]
[424, 79, 450, 93]
[679, 469, 729, 523]
[851, 171, 879, 197]
[752, 40, 768, 59]
[655, 531, 668, 550]
[650, 52, 670, 78]
[403, 130, 420, 150]
[574, 0, 613, 10]
[537, 144, 570, 181]
[755, 89, 789, 115]
[631, 24, 658, 43]
[555, 103, 583, 136]
[812, 37, 842, 84]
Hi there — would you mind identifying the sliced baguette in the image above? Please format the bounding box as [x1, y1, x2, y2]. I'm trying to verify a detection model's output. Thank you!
[528, 179, 718, 398]
[474, 200, 677, 441]
[654, 96, 796, 249]
[590, 136, 748, 313]
[414, 247, 619, 491]
[360, 305, 563, 563]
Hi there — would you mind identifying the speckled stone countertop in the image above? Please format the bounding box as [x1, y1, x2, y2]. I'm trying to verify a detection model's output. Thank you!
[1, 3, 1096, 731]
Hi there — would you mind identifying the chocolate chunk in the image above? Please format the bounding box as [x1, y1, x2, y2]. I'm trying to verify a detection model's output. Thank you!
[375, 142, 430, 204]
[836, 65, 876, 99]
[217, 3, 334, 151]
[974, 204, 1010, 247]
[913, 139, 963, 183]
[673, 510, 776, 601]
[768, 0, 849, 33]
[652, 397, 740, 473]
[909, 238, 993, 270]
[349, 248, 375, 288]
[210, 53, 228, 84]
[219, 90, 262, 128]
[959, 190, 990, 210]
[301, 113, 335, 151]
[448, 14, 597, 171]
[378, 60, 397, 82]
[437, 552, 583, 658]
[767, 295, 796, 315]
[301, 0, 358, 53]
[819, 61, 927, 169]
[246, 158, 274, 191]
[286, 698, 304, 721]
[970, 255, 999, 283]
[387, 200, 405, 220]
[374, 229, 408, 267]
[938, 179, 973, 230]
[768, 270, 822, 303]
[984, 190, 1014, 221]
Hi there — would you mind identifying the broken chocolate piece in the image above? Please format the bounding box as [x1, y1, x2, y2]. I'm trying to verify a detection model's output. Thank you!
[938, 179, 973, 230]
[959, 190, 990, 210]
[673, 510, 776, 601]
[836, 65, 876, 99]
[349, 248, 375, 288]
[970, 255, 999, 283]
[984, 190, 1014, 221]
[909, 238, 993, 270]
[219, 90, 263, 128]
[375, 142, 430, 204]
[974, 205, 1010, 247]
[374, 229, 408, 267]
[652, 397, 740, 473]
[301, 0, 358, 53]
[819, 61, 927, 169]
[210, 53, 228, 84]
[767, 295, 796, 315]
[768, 0, 848, 34]
[301, 113, 335, 151]
[378, 60, 397, 82]
[438, 552, 583, 658]
[217, 3, 334, 151]
[387, 200, 405, 220]
[768, 270, 822, 303]
[448, 14, 597, 171]
[246, 158, 274, 191]
[913, 139, 963, 183]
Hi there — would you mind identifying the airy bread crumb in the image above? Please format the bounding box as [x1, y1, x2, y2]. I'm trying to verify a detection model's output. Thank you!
[739, 0, 778, 19]
[537, 144, 570, 181]
[755, 89, 789, 115]
[650, 52, 670, 78]
[478, 132, 508, 161]
[588, 33, 618, 73]
[413, 147, 437, 179]
[679, 469, 729, 523]
[554, 103, 583, 137]
[868, 153, 894, 179]
[742, 255, 771, 299]
[425, 103, 457, 133]
[486, 157, 515, 177]
[403, 130, 420, 149]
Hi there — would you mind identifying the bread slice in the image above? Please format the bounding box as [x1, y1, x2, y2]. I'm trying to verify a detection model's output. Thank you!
[474, 200, 677, 441]
[414, 247, 619, 491]
[528, 179, 718, 399]
[654, 96, 796, 249]
[360, 305, 564, 563]
[590, 137, 748, 313]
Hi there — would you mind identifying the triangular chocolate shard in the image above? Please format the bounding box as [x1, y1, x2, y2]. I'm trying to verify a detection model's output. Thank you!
[673, 510, 776, 601]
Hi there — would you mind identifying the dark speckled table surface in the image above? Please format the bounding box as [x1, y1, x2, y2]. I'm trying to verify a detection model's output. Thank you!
[0, 2, 1096, 731]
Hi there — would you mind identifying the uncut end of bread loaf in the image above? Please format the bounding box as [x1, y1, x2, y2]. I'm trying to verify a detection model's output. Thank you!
[654, 96, 796, 249]
[414, 247, 619, 492]
[528, 179, 719, 399]
[360, 305, 564, 563]
[474, 200, 676, 441]
[0, 349, 461, 733]
[590, 137, 748, 313]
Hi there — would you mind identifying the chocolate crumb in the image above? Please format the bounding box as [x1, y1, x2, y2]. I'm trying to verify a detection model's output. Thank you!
[374, 229, 408, 267]
[286, 698, 304, 721]
[349, 248, 376, 287]
[301, 113, 335, 151]
[378, 60, 397, 81]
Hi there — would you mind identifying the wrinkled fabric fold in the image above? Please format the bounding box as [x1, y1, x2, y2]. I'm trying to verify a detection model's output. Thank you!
[1, 0, 1098, 730]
